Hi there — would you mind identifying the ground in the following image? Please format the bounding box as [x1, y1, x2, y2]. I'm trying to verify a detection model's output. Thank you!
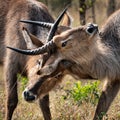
[0, 65, 120, 120]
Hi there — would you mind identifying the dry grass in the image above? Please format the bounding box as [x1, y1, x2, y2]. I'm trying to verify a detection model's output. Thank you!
[0, 1, 120, 119]
[0, 68, 120, 120]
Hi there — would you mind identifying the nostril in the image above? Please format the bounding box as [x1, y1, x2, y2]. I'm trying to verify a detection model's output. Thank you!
[23, 91, 29, 98]
[23, 90, 37, 102]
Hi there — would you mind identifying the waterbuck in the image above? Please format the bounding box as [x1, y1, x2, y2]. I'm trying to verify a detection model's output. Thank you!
[0, 0, 9, 63]
[8, 9, 120, 119]
[2, 0, 71, 120]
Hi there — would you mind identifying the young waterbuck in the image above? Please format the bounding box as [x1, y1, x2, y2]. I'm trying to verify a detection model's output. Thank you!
[3, 0, 71, 120]
[7, 7, 120, 120]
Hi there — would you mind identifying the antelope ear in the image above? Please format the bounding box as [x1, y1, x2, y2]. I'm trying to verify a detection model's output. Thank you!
[56, 12, 72, 34]
[61, 12, 73, 27]
[22, 27, 44, 49]
[29, 33, 44, 47]
[56, 26, 71, 34]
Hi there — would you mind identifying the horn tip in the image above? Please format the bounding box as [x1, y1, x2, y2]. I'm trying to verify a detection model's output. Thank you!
[19, 20, 24, 23]
[6, 46, 11, 49]
[6, 46, 19, 52]
[6, 46, 16, 51]
[19, 20, 29, 23]
[6, 46, 14, 50]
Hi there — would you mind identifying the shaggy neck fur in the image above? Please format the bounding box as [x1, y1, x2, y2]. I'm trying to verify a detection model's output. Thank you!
[63, 37, 120, 80]
[81, 39, 120, 80]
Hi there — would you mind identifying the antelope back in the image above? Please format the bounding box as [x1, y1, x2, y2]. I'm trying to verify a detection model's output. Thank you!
[0, 0, 9, 63]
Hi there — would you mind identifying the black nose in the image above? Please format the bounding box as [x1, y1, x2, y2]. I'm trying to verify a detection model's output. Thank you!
[23, 90, 36, 102]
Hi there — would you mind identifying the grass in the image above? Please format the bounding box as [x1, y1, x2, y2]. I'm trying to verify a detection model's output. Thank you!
[0, 1, 120, 119]
[0, 68, 120, 120]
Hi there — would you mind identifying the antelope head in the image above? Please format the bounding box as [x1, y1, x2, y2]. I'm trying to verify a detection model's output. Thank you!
[7, 6, 74, 102]
[7, 6, 99, 102]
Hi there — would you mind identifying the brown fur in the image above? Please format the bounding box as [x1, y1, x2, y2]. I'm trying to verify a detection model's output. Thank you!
[24, 10, 120, 120]
[0, 0, 9, 63]
[3, 0, 54, 120]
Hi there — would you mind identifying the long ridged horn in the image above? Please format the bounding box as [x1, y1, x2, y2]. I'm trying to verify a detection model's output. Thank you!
[7, 41, 56, 55]
[7, 5, 69, 55]
[47, 5, 69, 42]
[20, 20, 53, 29]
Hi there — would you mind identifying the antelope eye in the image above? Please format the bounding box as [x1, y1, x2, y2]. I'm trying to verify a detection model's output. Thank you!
[86, 23, 98, 35]
[61, 41, 67, 47]
[87, 27, 94, 34]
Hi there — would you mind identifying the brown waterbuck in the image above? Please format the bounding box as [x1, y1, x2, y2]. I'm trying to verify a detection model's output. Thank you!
[3, 0, 71, 120]
[8, 8, 120, 119]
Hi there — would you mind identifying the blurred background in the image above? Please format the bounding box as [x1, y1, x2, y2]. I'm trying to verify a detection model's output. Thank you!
[0, 0, 120, 120]
[39, 0, 120, 26]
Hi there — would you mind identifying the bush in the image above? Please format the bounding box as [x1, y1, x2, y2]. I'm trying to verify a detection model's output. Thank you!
[70, 81, 101, 105]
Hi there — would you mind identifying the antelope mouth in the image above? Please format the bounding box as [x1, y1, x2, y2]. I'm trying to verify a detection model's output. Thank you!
[23, 89, 37, 102]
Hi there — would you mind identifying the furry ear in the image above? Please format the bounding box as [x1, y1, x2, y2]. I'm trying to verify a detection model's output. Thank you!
[61, 12, 73, 27]
[22, 27, 43, 49]
[55, 12, 72, 35]
[28, 33, 44, 47]
[56, 25, 71, 35]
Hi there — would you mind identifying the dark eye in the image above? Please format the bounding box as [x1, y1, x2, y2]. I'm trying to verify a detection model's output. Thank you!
[87, 27, 94, 34]
[86, 23, 98, 35]
[62, 41, 67, 47]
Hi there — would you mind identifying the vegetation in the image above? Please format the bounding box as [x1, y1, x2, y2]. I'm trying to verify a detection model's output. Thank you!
[70, 81, 100, 105]
[0, 0, 120, 119]
[0, 66, 120, 119]
[17, 74, 28, 91]
[51, 77, 120, 120]
[39, 0, 118, 25]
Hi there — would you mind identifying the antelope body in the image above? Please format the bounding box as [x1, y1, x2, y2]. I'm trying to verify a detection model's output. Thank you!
[2, 0, 56, 120]
[7, 6, 120, 120]
[3, 1, 71, 120]
[0, 0, 8, 63]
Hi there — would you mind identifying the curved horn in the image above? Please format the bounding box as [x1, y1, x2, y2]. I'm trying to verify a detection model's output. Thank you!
[20, 20, 53, 29]
[7, 5, 70, 55]
[7, 41, 56, 55]
[47, 5, 69, 42]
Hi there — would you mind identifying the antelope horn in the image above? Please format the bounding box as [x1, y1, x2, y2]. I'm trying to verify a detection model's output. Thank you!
[20, 20, 53, 29]
[7, 41, 56, 55]
[47, 5, 69, 42]
[7, 5, 69, 55]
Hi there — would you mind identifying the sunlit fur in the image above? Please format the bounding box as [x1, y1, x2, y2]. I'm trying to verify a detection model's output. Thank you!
[26, 10, 120, 120]
[54, 26, 120, 80]
[48, 10, 120, 120]
[3, 0, 54, 120]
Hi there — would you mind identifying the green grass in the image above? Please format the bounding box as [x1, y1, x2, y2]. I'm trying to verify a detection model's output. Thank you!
[0, 67, 120, 120]
[1, 1, 120, 119]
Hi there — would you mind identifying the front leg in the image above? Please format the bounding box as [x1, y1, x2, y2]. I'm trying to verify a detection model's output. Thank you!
[4, 53, 19, 120]
[93, 79, 120, 120]
[39, 94, 51, 120]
